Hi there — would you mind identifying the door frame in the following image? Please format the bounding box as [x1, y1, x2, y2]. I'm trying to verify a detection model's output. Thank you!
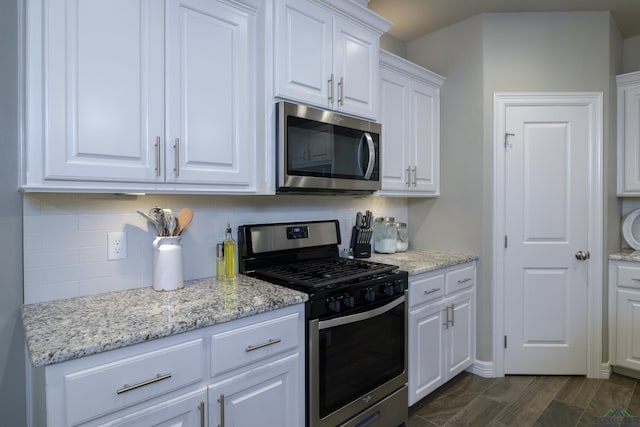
[492, 92, 605, 378]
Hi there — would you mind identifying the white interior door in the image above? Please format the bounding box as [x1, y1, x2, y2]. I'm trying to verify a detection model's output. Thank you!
[503, 101, 591, 375]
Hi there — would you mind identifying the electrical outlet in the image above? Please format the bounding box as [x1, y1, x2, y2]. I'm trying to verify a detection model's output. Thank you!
[108, 231, 127, 260]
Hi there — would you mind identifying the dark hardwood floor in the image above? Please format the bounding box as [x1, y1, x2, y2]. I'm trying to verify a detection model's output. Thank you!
[407, 371, 640, 427]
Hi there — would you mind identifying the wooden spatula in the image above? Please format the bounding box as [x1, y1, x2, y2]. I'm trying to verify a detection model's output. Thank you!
[176, 208, 193, 236]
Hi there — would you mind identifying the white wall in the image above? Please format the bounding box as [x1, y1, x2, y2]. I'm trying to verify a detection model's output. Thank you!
[23, 194, 408, 303]
[407, 11, 621, 364]
[0, 0, 26, 424]
[380, 33, 406, 58]
[623, 34, 640, 73]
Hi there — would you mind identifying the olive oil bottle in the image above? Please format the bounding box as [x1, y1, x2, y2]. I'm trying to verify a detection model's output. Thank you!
[223, 222, 236, 278]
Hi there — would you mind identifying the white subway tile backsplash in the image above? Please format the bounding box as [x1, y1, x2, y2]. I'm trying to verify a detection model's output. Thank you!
[23, 193, 409, 303]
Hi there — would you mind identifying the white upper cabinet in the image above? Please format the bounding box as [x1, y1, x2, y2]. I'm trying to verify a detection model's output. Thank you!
[378, 50, 445, 196]
[30, 0, 165, 184]
[166, 0, 254, 187]
[273, 0, 391, 120]
[23, 0, 264, 194]
[617, 71, 640, 196]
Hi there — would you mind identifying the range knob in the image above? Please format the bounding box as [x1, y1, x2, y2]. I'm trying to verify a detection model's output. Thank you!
[382, 284, 395, 296]
[327, 298, 341, 313]
[394, 282, 405, 295]
[343, 294, 355, 309]
[363, 288, 375, 302]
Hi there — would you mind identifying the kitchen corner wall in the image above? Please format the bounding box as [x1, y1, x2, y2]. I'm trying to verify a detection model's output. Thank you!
[23, 193, 408, 303]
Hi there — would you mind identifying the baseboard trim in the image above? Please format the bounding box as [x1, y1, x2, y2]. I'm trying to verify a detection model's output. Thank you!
[467, 360, 496, 378]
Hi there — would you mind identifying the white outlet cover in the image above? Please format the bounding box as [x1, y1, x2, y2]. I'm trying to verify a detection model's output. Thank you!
[108, 231, 127, 260]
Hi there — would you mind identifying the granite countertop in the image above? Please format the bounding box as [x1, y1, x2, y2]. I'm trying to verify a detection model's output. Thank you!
[609, 249, 640, 262]
[369, 249, 478, 275]
[22, 276, 308, 367]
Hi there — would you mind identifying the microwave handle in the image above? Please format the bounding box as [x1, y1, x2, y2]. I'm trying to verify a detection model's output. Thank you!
[362, 132, 375, 180]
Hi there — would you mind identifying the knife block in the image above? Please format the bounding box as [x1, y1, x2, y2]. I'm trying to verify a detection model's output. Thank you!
[349, 226, 371, 258]
[352, 243, 371, 258]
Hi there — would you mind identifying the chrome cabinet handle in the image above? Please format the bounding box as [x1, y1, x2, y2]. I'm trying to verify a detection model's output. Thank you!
[338, 76, 344, 106]
[632, 278, 640, 282]
[424, 287, 441, 295]
[406, 167, 411, 187]
[174, 138, 180, 177]
[218, 394, 225, 427]
[199, 401, 205, 427]
[412, 166, 417, 187]
[451, 303, 455, 327]
[457, 278, 472, 284]
[155, 136, 161, 177]
[328, 74, 334, 104]
[575, 250, 590, 261]
[245, 338, 282, 352]
[443, 305, 450, 329]
[116, 373, 172, 395]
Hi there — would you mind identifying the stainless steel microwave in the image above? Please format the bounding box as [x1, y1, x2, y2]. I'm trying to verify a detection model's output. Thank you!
[276, 101, 381, 194]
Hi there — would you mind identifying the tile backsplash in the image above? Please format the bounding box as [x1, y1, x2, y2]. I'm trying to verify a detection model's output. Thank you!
[23, 193, 408, 303]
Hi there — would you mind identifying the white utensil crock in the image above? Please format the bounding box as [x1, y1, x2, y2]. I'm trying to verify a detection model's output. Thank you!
[152, 236, 184, 291]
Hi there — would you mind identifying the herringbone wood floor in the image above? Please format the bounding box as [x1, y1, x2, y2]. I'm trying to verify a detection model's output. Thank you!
[407, 371, 640, 427]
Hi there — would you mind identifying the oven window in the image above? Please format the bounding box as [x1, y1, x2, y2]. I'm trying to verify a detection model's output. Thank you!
[318, 301, 404, 419]
[286, 117, 379, 181]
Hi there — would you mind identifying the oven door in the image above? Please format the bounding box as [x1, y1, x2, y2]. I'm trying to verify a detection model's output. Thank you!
[309, 294, 407, 427]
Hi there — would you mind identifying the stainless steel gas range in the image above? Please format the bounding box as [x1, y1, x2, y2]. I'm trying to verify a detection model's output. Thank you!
[239, 220, 408, 427]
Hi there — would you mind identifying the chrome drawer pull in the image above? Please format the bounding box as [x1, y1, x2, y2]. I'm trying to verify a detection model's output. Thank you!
[116, 373, 172, 395]
[632, 278, 640, 282]
[457, 278, 472, 284]
[245, 338, 282, 352]
[424, 287, 441, 295]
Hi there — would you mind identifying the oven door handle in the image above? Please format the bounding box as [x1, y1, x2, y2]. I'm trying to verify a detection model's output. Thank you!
[318, 295, 404, 330]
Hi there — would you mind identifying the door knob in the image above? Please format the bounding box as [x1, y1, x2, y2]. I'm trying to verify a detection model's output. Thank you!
[575, 250, 590, 261]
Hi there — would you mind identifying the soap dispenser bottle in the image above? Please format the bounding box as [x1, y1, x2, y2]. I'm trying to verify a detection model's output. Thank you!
[223, 222, 236, 278]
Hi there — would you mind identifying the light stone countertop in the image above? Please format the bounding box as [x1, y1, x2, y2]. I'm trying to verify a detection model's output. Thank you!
[22, 276, 307, 367]
[609, 249, 640, 262]
[369, 249, 478, 275]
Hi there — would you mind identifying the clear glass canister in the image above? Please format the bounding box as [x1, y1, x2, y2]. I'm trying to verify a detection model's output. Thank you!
[396, 222, 408, 252]
[374, 217, 398, 254]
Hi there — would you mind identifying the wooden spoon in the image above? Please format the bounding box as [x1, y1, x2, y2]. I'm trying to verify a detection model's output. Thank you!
[176, 208, 193, 236]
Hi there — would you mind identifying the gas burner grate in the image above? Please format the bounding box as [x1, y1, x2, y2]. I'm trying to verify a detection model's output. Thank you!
[254, 258, 397, 288]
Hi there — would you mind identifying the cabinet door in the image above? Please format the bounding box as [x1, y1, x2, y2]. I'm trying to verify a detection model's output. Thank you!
[81, 388, 206, 426]
[44, 0, 164, 182]
[619, 77, 640, 194]
[616, 288, 640, 370]
[445, 290, 475, 379]
[274, 0, 333, 109]
[411, 81, 440, 194]
[408, 302, 445, 406]
[166, 0, 255, 187]
[333, 19, 379, 119]
[208, 354, 302, 427]
[379, 69, 410, 192]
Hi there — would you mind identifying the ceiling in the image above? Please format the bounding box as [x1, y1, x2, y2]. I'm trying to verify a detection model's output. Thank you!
[368, 0, 640, 42]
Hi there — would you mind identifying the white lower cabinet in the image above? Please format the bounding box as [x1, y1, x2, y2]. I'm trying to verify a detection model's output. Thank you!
[81, 388, 207, 427]
[208, 354, 300, 426]
[408, 262, 476, 406]
[609, 260, 640, 372]
[31, 304, 304, 427]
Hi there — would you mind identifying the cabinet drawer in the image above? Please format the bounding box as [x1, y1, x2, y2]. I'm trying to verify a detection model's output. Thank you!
[614, 263, 640, 289]
[445, 264, 476, 294]
[211, 312, 300, 377]
[409, 272, 445, 308]
[64, 339, 204, 425]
